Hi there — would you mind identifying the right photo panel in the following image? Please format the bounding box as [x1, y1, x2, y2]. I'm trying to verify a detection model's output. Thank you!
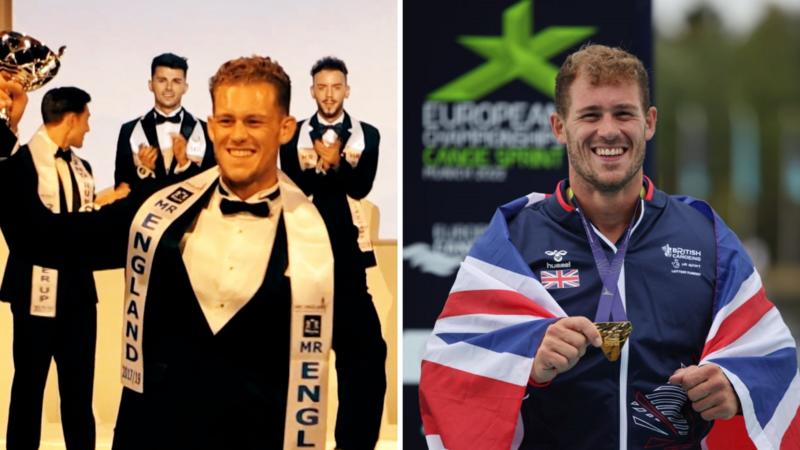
[403, 0, 800, 449]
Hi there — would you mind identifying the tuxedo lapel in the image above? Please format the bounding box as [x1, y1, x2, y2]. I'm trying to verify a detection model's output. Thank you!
[308, 115, 322, 142]
[141, 110, 160, 149]
[141, 110, 168, 177]
[159, 178, 219, 250]
[180, 110, 196, 141]
[340, 111, 353, 145]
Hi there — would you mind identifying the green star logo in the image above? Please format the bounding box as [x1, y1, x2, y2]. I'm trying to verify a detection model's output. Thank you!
[429, 0, 595, 101]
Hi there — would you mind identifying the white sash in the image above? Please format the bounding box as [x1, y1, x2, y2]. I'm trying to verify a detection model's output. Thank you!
[279, 170, 334, 449]
[347, 197, 374, 254]
[68, 155, 96, 211]
[30, 267, 57, 317]
[28, 129, 95, 317]
[122, 168, 334, 449]
[185, 121, 207, 165]
[128, 119, 149, 168]
[122, 168, 218, 391]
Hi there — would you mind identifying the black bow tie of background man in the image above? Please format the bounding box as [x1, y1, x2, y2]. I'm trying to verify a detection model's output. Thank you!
[310, 122, 346, 142]
[154, 112, 182, 125]
[55, 148, 72, 162]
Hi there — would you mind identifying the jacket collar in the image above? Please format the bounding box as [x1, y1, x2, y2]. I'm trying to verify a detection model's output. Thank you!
[544, 175, 666, 224]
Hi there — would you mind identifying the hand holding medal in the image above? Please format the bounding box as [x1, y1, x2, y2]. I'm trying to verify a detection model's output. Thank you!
[531, 316, 602, 384]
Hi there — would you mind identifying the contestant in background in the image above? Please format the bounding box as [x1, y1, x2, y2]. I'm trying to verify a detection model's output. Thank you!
[0, 86, 98, 450]
[280, 56, 380, 271]
[113, 52, 215, 198]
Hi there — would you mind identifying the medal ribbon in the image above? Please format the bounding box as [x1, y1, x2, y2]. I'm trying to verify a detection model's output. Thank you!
[573, 194, 639, 323]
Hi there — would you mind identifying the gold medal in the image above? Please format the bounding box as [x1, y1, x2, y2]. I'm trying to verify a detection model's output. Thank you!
[595, 321, 633, 362]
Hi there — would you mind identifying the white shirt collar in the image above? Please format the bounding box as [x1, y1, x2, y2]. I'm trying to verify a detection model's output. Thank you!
[316, 111, 345, 126]
[154, 107, 183, 119]
[218, 178, 280, 203]
[28, 126, 61, 160]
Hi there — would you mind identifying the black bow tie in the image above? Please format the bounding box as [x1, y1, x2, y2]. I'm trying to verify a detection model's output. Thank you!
[218, 185, 280, 218]
[219, 199, 270, 217]
[54, 148, 72, 162]
[154, 112, 182, 125]
[315, 122, 345, 136]
[319, 122, 344, 134]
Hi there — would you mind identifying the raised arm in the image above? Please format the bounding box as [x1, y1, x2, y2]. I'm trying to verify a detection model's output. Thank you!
[0, 77, 28, 158]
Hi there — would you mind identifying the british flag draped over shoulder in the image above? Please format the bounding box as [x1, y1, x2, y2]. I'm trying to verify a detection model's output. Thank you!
[418, 192, 800, 450]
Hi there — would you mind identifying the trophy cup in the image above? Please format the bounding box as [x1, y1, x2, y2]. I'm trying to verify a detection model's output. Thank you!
[0, 31, 65, 124]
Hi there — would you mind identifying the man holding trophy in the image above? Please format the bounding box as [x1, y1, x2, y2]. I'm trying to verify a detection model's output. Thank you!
[1, 86, 98, 450]
[0, 32, 101, 449]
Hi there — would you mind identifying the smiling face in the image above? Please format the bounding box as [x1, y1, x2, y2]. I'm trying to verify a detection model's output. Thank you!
[148, 66, 187, 113]
[551, 72, 656, 194]
[208, 82, 296, 200]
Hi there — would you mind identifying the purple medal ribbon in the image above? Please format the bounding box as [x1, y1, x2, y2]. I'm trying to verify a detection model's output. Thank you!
[573, 198, 640, 323]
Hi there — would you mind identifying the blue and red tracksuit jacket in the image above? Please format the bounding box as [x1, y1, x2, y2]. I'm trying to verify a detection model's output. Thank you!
[509, 179, 717, 450]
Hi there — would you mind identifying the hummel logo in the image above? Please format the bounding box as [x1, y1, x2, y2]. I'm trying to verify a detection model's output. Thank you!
[545, 250, 568, 262]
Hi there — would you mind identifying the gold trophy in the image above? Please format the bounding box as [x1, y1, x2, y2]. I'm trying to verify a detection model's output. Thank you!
[595, 321, 633, 362]
[0, 31, 65, 124]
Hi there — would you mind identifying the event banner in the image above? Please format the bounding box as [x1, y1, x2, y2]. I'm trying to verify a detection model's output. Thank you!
[403, 0, 652, 447]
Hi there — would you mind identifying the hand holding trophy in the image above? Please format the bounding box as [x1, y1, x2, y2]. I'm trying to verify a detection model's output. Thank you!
[0, 31, 65, 126]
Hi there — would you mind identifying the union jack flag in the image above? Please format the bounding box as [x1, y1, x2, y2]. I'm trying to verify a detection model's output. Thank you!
[540, 269, 580, 289]
[418, 192, 800, 450]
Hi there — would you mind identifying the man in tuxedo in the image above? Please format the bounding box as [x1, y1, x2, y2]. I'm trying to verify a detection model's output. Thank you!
[0, 87, 97, 449]
[280, 56, 380, 269]
[113, 52, 215, 195]
[2, 56, 387, 450]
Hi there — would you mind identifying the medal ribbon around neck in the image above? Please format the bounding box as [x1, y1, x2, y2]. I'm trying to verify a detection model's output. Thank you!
[568, 187, 643, 323]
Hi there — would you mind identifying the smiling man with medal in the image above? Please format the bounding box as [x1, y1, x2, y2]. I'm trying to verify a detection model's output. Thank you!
[420, 45, 799, 450]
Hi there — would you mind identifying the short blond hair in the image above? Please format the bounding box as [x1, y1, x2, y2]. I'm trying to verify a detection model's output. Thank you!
[555, 44, 650, 117]
[208, 55, 291, 114]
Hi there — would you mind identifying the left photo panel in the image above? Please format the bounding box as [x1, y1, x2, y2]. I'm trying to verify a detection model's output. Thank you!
[0, 0, 397, 448]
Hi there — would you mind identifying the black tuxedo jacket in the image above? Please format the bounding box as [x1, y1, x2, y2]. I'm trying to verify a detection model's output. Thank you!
[114, 108, 216, 190]
[280, 112, 380, 264]
[0, 120, 16, 153]
[5, 171, 387, 449]
[0, 142, 98, 313]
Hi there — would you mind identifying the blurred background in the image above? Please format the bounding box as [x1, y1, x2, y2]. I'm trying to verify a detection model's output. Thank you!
[403, 0, 800, 447]
[653, 0, 800, 342]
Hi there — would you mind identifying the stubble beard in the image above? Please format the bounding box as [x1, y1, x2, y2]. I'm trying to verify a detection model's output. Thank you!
[316, 100, 343, 121]
[567, 141, 645, 194]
